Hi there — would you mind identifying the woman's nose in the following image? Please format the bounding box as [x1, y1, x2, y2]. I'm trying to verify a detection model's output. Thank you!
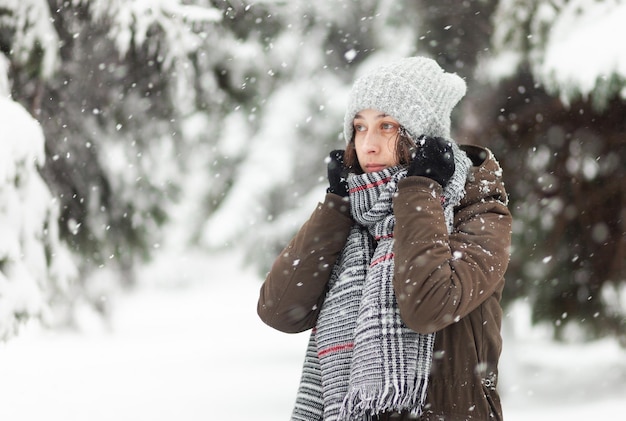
[362, 132, 379, 153]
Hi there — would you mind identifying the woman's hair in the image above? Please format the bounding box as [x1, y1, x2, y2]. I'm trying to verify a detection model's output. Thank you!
[343, 127, 416, 174]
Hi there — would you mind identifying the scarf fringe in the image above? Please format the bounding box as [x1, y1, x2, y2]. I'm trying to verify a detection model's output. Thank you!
[338, 378, 428, 420]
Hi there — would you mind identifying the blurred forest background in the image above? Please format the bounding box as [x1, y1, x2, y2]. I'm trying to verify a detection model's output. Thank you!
[0, 0, 624, 344]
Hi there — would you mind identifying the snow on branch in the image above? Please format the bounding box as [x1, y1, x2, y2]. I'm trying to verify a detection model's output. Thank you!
[537, 0, 626, 109]
[1, 0, 60, 79]
[482, 0, 626, 110]
[75, 0, 222, 69]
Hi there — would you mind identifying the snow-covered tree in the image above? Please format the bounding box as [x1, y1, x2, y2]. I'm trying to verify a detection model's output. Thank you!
[466, 0, 626, 343]
[1, 0, 222, 328]
[0, 55, 76, 340]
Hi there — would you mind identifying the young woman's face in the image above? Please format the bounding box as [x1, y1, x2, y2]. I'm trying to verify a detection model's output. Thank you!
[352, 109, 401, 173]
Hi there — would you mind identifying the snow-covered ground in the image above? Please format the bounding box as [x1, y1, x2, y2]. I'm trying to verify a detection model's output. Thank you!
[0, 250, 624, 421]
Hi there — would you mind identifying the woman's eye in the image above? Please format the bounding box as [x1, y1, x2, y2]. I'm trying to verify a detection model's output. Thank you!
[354, 123, 366, 132]
[381, 122, 397, 131]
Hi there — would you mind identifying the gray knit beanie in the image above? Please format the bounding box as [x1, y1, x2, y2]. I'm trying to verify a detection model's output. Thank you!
[343, 57, 467, 144]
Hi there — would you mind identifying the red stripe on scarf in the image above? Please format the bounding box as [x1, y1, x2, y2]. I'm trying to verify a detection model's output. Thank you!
[348, 176, 393, 194]
[374, 233, 394, 241]
[318, 342, 354, 357]
[370, 253, 394, 267]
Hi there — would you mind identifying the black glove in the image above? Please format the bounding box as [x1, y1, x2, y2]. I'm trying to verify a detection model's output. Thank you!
[407, 136, 455, 187]
[326, 150, 349, 197]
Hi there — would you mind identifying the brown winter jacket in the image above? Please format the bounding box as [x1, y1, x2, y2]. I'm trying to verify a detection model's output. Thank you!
[258, 145, 512, 421]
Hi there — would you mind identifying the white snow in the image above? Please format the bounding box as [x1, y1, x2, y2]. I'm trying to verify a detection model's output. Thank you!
[483, 0, 626, 106]
[538, 0, 626, 103]
[0, 249, 624, 421]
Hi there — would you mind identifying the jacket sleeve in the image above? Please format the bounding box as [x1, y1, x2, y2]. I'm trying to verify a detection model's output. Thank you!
[257, 193, 353, 333]
[392, 177, 512, 334]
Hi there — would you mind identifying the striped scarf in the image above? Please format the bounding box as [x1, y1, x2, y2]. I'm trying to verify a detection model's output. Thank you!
[292, 145, 471, 421]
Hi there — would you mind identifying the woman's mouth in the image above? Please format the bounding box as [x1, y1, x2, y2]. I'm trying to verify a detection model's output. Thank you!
[365, 164, 386, 173]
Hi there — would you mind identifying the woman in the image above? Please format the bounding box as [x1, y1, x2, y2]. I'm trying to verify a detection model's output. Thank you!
[258, 57, 512, 421]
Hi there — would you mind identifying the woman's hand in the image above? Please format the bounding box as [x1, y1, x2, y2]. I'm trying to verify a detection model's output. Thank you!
[407, 136, 455, 187]
[326, 150, 349, 197]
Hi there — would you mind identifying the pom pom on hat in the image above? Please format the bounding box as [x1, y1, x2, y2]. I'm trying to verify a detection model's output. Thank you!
[343, 57, 467, 144]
